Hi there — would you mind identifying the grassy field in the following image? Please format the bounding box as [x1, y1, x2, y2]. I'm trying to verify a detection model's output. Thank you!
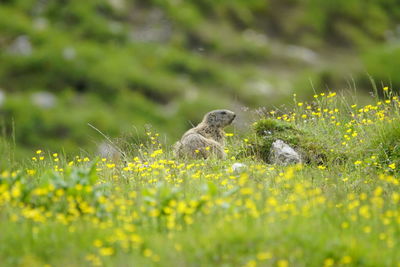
[2, 0, 400, 155]
[1, 87, 400, 266]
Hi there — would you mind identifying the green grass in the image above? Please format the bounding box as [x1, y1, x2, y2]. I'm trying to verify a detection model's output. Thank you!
[1, 0, 400, 156]
[0, 89, 400, 266]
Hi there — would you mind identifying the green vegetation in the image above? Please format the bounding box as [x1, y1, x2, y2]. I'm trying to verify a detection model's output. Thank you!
[251, 118, 334, 165]
[371, 118, 400, 170]
[364, 45, 400, 89]
[1, 1, 400, 266]
[1, 0, 400, 155]
[0, 90, 399, 266]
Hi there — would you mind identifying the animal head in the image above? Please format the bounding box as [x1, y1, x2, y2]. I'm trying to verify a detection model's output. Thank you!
[203, 109, 236, 128]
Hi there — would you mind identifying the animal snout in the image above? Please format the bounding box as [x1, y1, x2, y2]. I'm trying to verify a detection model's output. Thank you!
[230, 113, 236, 123]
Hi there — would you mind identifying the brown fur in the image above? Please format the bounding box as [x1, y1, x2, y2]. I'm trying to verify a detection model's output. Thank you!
[173, 109, 236, 159]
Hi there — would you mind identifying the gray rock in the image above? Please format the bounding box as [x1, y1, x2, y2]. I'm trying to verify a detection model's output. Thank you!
[62, 47, 76, 60]
[98, 142, 121, 160]
[0, 89, 5, 107]
[286, 45, 319, 65]
[232, 162, 247, 172]
[107, 0, 126, 10]
[269, 139, 302, 165]
[242, 29, 269, 45]
[31, 91, 57, 109]
[33, 17, 48, 31]
[129, 9, 172, 43]
[8, 35, 32, 56]
[246, 80, 274, 96]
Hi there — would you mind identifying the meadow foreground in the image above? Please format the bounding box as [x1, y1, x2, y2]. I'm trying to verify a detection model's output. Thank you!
[0, 90, 400, 267]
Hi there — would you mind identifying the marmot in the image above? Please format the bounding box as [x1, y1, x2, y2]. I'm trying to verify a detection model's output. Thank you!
[173, 109, 236, 159]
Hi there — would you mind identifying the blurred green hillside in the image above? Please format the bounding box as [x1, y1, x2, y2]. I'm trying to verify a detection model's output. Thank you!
[1, 0, 400, 156]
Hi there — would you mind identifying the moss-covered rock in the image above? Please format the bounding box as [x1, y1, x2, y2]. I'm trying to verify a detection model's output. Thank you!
[249, 118, 335, 165]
